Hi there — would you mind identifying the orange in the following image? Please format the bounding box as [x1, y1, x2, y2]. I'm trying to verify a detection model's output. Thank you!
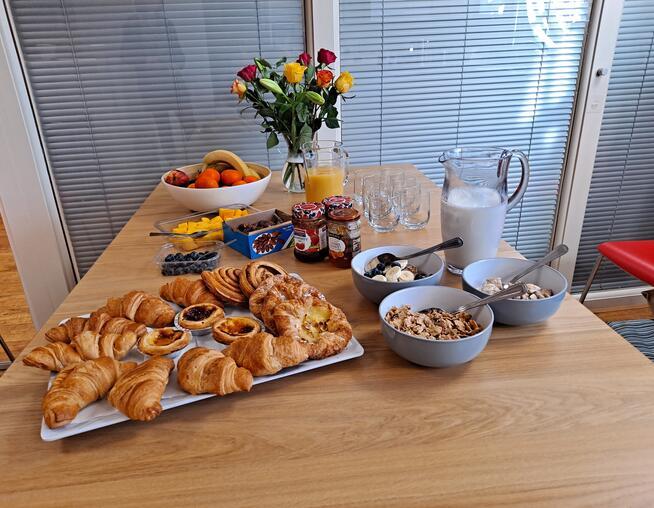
[232, 180, 247, 186]
[221, 169, 242, 186]
[196, 173, 219, 188]
[202, 168, 220, 183]
[244, 175, 260, 183]
[188, 183, 196, 188]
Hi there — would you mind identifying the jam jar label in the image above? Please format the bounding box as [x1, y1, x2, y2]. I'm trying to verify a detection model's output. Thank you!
[294, 226, 327, 253]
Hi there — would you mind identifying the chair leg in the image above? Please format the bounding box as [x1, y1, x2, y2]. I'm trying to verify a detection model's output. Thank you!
[579, 254, 603, 304]
[0, 334, 15, 369]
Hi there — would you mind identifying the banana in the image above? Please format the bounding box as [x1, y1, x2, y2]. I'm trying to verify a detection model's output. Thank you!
[202, 150, 259, 178]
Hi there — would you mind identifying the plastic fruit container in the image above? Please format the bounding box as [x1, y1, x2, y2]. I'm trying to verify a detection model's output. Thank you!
[154, 240, 223, 276]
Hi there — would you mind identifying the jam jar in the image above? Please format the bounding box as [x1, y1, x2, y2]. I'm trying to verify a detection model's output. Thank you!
[322, 195, 353, 216]
[292, 202, 328, 263]
[327, 208, 361, 268]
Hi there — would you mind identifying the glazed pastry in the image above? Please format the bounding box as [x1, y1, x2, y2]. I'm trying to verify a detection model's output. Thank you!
[108, 356, 174, 421]
[43, 357, 137, 429]
[177, 347, 253, 396]
[23, 342, 83, 372]
[212, 316, 261, 345]
[138, 328, 191, 357]
[273, 297, 352, 360]
[223, 332, 308, 376]
[178, 303, 224, 330]
[259, 276, 324, 333]
[238, 260, 287, 298]
[45, 316, 88, 343]
[201, 267, 247, 305]
[72, 330, 138, 360]
[159, 277, 222, 308]
[248, 274, 284, 319]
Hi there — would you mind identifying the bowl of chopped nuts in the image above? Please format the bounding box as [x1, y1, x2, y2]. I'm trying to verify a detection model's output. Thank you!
[379, 286, 494, 368]
[462, 257, 568, 326]
[351, 245, 444, 304]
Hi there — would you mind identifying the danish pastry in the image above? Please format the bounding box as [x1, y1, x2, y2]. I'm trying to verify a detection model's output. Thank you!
[202, 267, 247, 305]
[178, 303, 224, 330]
[23, 342, 83, 372]
[177, 347, 253, 396]
[108, 356, 174, 421]
[239, 260, 287, 297]
[212, 316, 261, 345]
[223, 332, 309, 376]
[138, 328, 191, 357]
[260, 277, 324, 333]
[273, 297, 352, 360]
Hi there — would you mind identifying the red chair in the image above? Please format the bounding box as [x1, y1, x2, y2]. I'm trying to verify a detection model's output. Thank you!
[579, 240, 654, 304]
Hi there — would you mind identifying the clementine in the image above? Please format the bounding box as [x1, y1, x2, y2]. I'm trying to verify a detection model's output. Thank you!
[221, 169, 242, 186]
[196, 173, 219, 188]
[243, 175, 260, 183]
[232, 180, 247, 186]
[201, 168, 221, 184]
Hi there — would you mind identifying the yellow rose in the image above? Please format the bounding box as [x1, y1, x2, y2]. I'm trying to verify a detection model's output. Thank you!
[284, 62, 307, 84]
[335, 71, 354, 93]
[230, 79, 247, 101]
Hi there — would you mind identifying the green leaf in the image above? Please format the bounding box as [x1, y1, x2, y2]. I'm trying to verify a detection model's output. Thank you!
[295, 102, 308, 123]
[266, 131, 279, 149]
[325, 118, 340, 129]
[326, 105, 338, 118]
[299, 123, 313, 148]
[275, 57, 287, 67]
[254, 58, 271, 71]
[305, 65, 315, 82]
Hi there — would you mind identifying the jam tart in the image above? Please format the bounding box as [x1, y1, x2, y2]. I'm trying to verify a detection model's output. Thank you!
[178, 303, 224, 330]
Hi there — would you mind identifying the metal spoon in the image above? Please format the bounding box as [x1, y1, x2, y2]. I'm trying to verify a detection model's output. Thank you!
[504, 244, 569, 287]
[457, 283, 528, 313]
[376, 237, 464, 266]
[149, 231, 210, 238]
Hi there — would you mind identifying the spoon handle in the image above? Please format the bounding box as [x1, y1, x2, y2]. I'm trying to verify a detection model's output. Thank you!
[149, 231, 206, 238]
[405, 237, 464, 260]
[508, 244, 568, 285]
[457, 283, 528, 313]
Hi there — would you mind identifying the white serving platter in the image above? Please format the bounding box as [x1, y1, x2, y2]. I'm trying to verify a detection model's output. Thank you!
[40, 308, 364, 441]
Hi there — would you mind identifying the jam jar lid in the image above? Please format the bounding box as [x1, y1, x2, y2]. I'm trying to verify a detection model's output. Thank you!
[292, 202, 325, 220]
[322, 195, 353, 213]
[330, 208, 360, 221]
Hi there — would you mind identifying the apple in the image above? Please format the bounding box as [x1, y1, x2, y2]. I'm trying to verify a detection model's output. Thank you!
[164, 169, 190, 187]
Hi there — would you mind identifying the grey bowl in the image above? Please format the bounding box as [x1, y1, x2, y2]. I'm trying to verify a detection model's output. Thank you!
[462, 257, 568, 326]
[352, 245, 444, 304]
[378, 286, 494, 368]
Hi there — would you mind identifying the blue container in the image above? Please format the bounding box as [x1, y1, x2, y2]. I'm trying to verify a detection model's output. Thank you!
[223, 209, 293, 259]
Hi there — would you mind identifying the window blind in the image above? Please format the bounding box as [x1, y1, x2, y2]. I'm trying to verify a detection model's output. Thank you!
[340, 0, 589, 259]
[9, 0, 304, 276]
[572, 0, 654, 291]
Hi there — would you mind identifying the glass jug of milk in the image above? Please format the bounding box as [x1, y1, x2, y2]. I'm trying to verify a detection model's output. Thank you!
[439, 147, 530, 274]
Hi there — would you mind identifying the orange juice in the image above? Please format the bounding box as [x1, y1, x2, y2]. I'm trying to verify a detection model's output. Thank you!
[305, 166, 345, 202]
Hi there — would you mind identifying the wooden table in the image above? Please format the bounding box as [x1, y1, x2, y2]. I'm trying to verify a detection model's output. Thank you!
[2, 165, 654, 507]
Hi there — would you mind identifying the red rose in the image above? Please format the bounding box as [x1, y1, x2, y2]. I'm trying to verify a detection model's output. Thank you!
[237, 64, 257, 82]
[317, 48, 337, 66]
[297, 52, 312, 66]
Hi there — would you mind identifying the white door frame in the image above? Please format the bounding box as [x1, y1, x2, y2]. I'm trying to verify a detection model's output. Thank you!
[0, 2, 75, 329]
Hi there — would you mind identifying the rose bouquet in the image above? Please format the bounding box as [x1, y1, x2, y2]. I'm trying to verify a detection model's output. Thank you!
[231, 48, 354, 192]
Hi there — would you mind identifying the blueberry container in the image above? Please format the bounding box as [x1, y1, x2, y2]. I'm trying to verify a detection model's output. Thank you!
[154, 240, 223, 276]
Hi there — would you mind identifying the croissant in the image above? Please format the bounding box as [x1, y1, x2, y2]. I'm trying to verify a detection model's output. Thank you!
[72, 330, 138, 360]
[23, 342, 83, 372]
[103, 317, 147, 338]
[159, 277, 222, 308]
[42, 357, 137, 429]
[223, 332, 309, 376]
[177, 347, 253, 396]
[108, 357, 174, 421]
[82, 311, 113, 334]
[45, 316, 88, 343]
[101, 292, 175, 328]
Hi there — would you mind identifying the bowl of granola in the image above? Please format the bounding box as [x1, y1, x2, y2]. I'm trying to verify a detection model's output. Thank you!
[462, 257, 567, 326]
[378, 286, 494, 368]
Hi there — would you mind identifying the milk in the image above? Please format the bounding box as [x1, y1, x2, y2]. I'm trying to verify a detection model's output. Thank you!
[440, 187, 507, 271]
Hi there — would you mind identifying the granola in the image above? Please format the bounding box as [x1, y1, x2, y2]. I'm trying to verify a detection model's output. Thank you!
[480, 277, 553, 300]
[384, 305, 482, 340]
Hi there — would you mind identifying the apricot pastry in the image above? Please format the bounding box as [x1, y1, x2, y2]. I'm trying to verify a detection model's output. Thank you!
[138, 327, 191, 357]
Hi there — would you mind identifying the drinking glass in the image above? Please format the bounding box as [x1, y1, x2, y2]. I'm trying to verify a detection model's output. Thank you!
[399, 187, 431, 230]
[362, 173, 382, 220]
[352, 169, 375, 205]
[367, 189, 399, 232]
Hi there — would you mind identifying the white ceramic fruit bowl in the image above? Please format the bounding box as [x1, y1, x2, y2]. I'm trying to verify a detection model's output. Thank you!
[162, 162, 271, 212]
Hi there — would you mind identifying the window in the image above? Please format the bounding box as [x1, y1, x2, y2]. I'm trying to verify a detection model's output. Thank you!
[572, 0, 654, 291]
[9, 0, 304, 276]
[340, 0, 590, 259]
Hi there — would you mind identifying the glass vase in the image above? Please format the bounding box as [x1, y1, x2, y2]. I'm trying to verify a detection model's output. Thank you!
[281, 150, 305, 193]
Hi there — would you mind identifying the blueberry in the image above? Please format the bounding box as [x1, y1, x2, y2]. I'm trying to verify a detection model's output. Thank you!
[391, 261, 402, 267]
[164, 254, 174, 262]
[201, 252, 213, 260]
[190, 251, 199, 260]
[376, 263, 385, 271]
[205, 251, 218, 260]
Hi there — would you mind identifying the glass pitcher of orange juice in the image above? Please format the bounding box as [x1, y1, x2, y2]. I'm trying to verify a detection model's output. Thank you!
[301, 141, 349, 203]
